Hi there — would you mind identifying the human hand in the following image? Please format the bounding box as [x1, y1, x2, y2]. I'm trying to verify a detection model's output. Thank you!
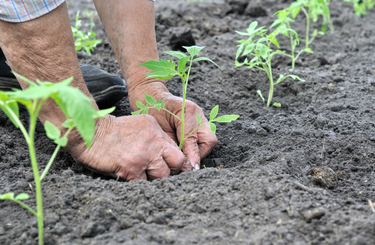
[65, 115, 188, 181]
[129, 82, 218, 171]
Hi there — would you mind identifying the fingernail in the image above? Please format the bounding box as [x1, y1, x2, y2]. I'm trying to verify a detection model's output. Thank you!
[195, 164, 200, 171]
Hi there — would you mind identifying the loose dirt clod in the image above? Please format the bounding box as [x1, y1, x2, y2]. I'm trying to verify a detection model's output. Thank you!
[310, 166, 338, 189]
[300, 207, 327, 221]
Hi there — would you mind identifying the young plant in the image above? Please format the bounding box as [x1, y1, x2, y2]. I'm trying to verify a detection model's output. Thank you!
[132, 46, 239, 149]
[271, 0, 333, 68]
[344, 0, 375, 17]
[235, 21, 305, 107]
[0, 75, 114, 245]
[71, 11, 102, 55]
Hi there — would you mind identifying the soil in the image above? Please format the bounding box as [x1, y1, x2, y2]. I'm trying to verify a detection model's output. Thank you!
[1, 0, 375, 244]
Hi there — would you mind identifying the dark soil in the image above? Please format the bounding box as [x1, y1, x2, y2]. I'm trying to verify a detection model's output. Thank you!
[1, 0, 375, 244]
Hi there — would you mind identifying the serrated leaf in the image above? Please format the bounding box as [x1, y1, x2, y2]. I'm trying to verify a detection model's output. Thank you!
[236, 44, 245, 61]
[256, 43, 271, 59]
[136, 100, 146, 110]
[164, 50, 188, 59]
[145, 94, 157, 105]
[272, 102, 281, 107]
[196, 113, 202, 124]
[44, 121, 61, 140]
[0, 192, 14, 200]
[158, 100, 165, 107]
[209, 122, 217, 134]
[212, 115, 239, 123]
[192, 57, 220, 68]
[142, 108, 149, 114]
[140, 59, 178, 80]
[257, 90, 265, 102]
[155, 104, 162, 110]
[54, 137, 68, 147]
[15, 193, 29, 200]
[183, 46, 205, 57]
[210, 105, 219, 121]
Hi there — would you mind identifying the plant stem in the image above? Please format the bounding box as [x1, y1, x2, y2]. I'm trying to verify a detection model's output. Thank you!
[161, 108, 181, 121]
[28, 101, 44, 245]
[13, 199, 38, 216]
[302, 7, 310, 50]
[183, 122, 209, 142]
[179, 57, 194, 149]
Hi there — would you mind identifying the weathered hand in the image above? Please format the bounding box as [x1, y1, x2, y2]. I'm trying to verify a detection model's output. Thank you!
[129, 82, 218, 170]
[65, 115, 187, 181]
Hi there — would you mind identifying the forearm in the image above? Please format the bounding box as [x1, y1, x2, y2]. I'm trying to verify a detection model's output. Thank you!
[0, 2, 96, 131]
[93, 0, 169, 108]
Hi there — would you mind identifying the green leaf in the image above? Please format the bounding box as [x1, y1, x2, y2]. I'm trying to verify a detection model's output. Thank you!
[140, 59, 178, 80]
[145, 94, 157, 105]
[0, 192, 15, 200]
[235, 44, 245, 61]
[12, 72, 37, 87]
[178, 56, 190, 73]
[164, 50, 188, 59]
[44, 121, 61, 140]
[272, 102, 281, 107]
[303, 48, 314, 53]
[15, 193, 30, 200]
[256, 43, 271, 59]
[209, 122, 217, 134]
[136, 100, 146, 110]
[242, 44, 256, 56]
[183, 46, 205, 57]
[257, 90, 265, 103]
[131, 109, 143, 115]
[246, 21, 258, 34]
[196, 113, 202, 124]
[52, 86, 97, 147]
[192, 57, 220, 68]
[158, 100, 165, 108]
[141, 108, 149, 114]
[62, 119, 74, 128]
[95, 107, 115, 118]
[54, 137, 68, 147]
[212, 115, 240, 123]
[210, 105, 219, 121]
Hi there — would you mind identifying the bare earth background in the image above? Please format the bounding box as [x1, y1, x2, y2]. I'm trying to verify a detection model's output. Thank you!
[1, 0, 375, 244]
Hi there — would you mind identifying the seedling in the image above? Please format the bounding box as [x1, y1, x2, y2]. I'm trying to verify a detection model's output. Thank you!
[71, 11, 102, 55]
[271, 0, 333, 68]
[344, 0, 375, 16]
[132, 46, 239, 149]
[0, 74, 114, 245]
[235, 21, 305, 107]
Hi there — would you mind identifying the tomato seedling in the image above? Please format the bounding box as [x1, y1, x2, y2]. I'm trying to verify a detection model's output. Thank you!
[344, 0, 375, 16]
[271, 0, 333, 68]
[235, 21, 305, 107]
[133, 46, 239, 149]
[71, 11, 102, 55]
[0, 74, 114, 245]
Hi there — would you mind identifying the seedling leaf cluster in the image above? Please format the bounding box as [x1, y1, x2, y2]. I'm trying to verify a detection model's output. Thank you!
[0, 74, 114, 245]
[133, 46, 239, 149]
[71, 11, 102, 55]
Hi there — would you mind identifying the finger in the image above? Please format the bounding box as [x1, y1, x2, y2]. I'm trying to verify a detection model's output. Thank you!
[181, 134, 201, 170]
[146, 159, 171, 181]
[197, 123, 218, 159]
[161, 140, 185, 175]
[180, 155, 193, 172]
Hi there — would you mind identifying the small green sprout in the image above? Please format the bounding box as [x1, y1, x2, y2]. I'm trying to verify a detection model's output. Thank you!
[271, 0, 333, 68]
[71, 11, 102, 55]
[235, 21, 305, 107]
[133, 46, 239, 149]
[0, 74, 114, 245]
[344, 0, 375, 17]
